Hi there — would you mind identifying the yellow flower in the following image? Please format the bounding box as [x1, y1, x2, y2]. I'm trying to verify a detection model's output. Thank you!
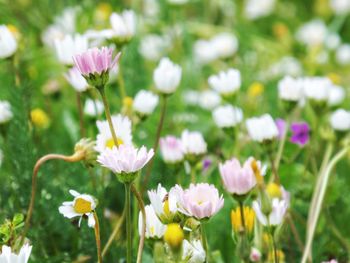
[164, 223, 184, 249]
[7, 24, 21, 40]
[231, 206, 255, 235]
[94, 3, 112, 22]
[273, 22, 289, 39]
[266, 183, 282, 199]
[248, 82, 264, 98]
[30, 108, 50, 129]
[268, 249, 285, 263]
[105, 138, 124, 149]
[327, 73, 341, 85]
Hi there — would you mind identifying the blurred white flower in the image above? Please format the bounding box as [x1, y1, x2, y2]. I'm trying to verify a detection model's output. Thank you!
[84, 99, 104, 117]
[138, 205, 166, 239]
[296, 19, 328, 47]
[245, 0, 276, 20]
[139, 34, 171, 61]
[330, 109, 350, 131]
[168, 0, 189, 5]
[0, 25, 18, 59]
[302, 77, 332, 102]
[246, 114, 279, 142]
[330, 0, 350, 15]
[181, 130, 207, 155]
[278, 76, 304, 102]
[198, 90, 221, 110]
[54, 34, 88, 65]
[183, 90, 200, 106]
[208, 69, 241, 96]
[328, 85, 345, 106]
[64, 67, 89, 92]
[109, 10, 137, 40]
[160, 135, 184, 164]
[325, 33, 341, 50]
[211, 33, 238, 59]
[193, 40, 217, 65]
[0, 100, 13, 124]
[336, 44, 350, 65]
[153, 57, 182, 94]
[182, 239, 206, 263]
[212, 105, 243, 128]
[0, 244, 32, 263]
[143, 0, 160, 18]
[133, 90, 159, 115]
[95, 114, 132, 152]
[253, 198, 288, 226]
[59, 189, 97, 227]
[268, 56, 302, 78]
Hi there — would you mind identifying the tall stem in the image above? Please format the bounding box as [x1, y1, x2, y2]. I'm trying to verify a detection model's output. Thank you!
[275, 121, 289, 171]
[21, 151, 85, 244]
[93, 212, 103, 263]
[98, 87, 119, 147]
[118, 65, 127, 99]
[271, 232, 279, 263]
[201, 223, 208, 263]
[76, 92, 85, 137]
[142, 95, 168, 194]
[239, 201, 246, 232]
[125, 183, 132, 263]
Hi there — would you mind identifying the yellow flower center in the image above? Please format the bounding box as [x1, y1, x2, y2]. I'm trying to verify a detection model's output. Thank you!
[231, 206, 255, 235]
[123, 97, 133, 108]
[163, 200, 171, 215]
[74, 198, 92, 214]
[248, 82, 264, 98]
[164, 223, 184, 249]
[105, 137, 124, 148]
[266, 183, 282, 199]
[150, 226, 155, 236]
[327, 72, 341, 85]
[30, 108, 50, 129]
[250, 159, 264, 185]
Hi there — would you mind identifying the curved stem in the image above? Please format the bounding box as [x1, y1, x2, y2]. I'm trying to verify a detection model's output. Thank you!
[98, 87, 119, 147]
[21, 151, 85, 244]
[301, 146, 350, 263]
[93, 212, 103, 263]
[125, 183, 132, 263]
[131, 184, 146, 263]
[141, 95, 167, 195]
[102, 206, 126, 257]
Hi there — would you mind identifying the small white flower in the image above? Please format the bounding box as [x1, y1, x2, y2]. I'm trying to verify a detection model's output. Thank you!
[153, 57, 182, 94]
[97, 144, 154, 174]
[182, 239, 206, 263]
[138, 205, 166, 239]
[328, 85, 345, 106]
[253, 198, 288, 226]
[246, 114, 279, 142]
[193, 40, 217, 65]
[0, 100, 13, 124]
[198, 90, 221, 110]
[64, 67, 89, 92]
[211, 33, 238, 59]
[212, 105, 243, 128]
[296, 19, 328, 47]
[330, 109, 350, 131]
[84, 99, 104, 117]
[55, 34, 88, 65]
[138, 34, 171, 61]
[0, 244, 32, 263]
[302, 77, 332, 102]
[325, 33, 341, 50]
[109, 10, 137, 40]
[245, 0, 276, 20]
[330, 0, 350, 15]
[268, 56, 302, 78]
[277, 76, 304, 102]
[336, 44, 350, 65]
[183, 90, 200, 106]
[160, 135, 184, 164]
[95, 114, 132, 153]
[181, 130, 207, 155]
[0, 25, 18, 59]
[59, 190, 97, 227]
[208, 69, 241, 96]
[133, 90, 159, 115]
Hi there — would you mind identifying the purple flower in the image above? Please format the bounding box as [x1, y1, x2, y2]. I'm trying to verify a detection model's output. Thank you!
[275, 118, 287, 139]
[202, 158, 212, 171]
[290, 122, 310, 146]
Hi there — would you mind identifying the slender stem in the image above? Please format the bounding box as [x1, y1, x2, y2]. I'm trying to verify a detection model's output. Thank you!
[93, 212, 103, 263]
[302, 146, 350, 263]
[275, 121, 289, 170]
[76, 92, 85, 137]
[239, 201, 246, 233]
[131, 184, 146, 263]
[286, 214, 304, 253]
[98, 87, 119, 147]
[190, 165, 196, 183]
[118, 65, 126, 99]
[12, 54, 21, 88]
[21, 151, 85, 244]
[201, 223, 208, 263]
[268, 153, 280, 184]
[125, 183, 132, 263]
[271, 232, 279, 263]
[141, 95, 168, 195]
[102, 206, 126, 257]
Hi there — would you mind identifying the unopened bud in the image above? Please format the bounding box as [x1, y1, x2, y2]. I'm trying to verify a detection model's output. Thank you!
[74, 138, 97, 167]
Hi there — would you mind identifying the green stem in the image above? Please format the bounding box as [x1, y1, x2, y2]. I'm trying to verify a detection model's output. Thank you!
[275, 121, 289, 171]
[271, 232, 279, 263]
[190, 165, 196, 183]
[76, 91, 85, 138]
[118, 64, 127, 99]
[125, 183, 132, 263]
[93, 211, 103, 263]
[239, 201, 246, 233]
[201, 223, 208, 263]
[98, 87, 119, 147]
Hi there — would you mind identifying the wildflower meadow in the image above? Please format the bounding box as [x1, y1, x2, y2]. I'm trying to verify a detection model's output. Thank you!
[1, 0, 350, 262]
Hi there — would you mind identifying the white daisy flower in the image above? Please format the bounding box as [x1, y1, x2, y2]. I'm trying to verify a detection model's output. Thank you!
[59, 190, 97, 228]
[0, 244, 32, 263]
[138, 205, 166, 239]
[0, 100, 13, 124]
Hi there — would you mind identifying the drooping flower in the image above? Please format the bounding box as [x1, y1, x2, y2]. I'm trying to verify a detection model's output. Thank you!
[153, 57, 182, 94]
[159, 136, 184, 164]
[252, 198, 288, 226]
[95, 114, 132, 152]
[290, 122, 310, 146]
[180, 130, 207, 156]
[0, 244, 32, 263]
[133, 90, 159, 116]
[231, 206, 255, 235]
[0, 100, 13, 124]
[219, 158, 257, 196]
[177, 183, 224, 220]
[0, 25, 18, 59]
[59, 190, 97, 227]
[330, 109, 350, 131]
[246, 114, 279, 142]
[212, 105, 243, 128]
[64, 67, 89, 92]
[55, 34, 88, 65]
[138, 205, 166, 239]
[84, 99, 104, 117]
[182, 239, 206, 263]
[208, 69, 241, 96]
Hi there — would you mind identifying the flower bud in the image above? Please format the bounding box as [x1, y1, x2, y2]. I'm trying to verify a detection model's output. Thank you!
[74, 138, 97, 167]
[266, 183, 282, 199]
[164, 223, 184, 251]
